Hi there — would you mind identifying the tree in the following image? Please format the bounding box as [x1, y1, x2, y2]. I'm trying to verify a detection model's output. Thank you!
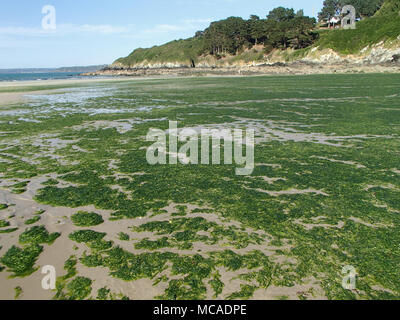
[265, 16, 317, 49]
[296, 9, 305, 17]
[203, 8, 318, 56]
[195, 31, 204, 38]
[287, 17, 318, 49]
[267, 7, 296, 22]
[318, 0, 341, 21]
[319, 0, 384, 21]
[203, 17, 251, 55]
[339, 0, 384, 18]
[249, 17, 264, 44]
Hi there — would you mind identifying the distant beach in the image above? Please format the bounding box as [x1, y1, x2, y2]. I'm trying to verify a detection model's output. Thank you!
[0, 72, 87, 82]
[0, 77, 153, 106]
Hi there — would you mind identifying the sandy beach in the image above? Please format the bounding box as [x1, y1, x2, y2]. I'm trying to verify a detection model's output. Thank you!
[0, 75, 253, 107]
[0, 77, 135, 89]
[1, 73, 399, 300]
[0, 77, 141, 107]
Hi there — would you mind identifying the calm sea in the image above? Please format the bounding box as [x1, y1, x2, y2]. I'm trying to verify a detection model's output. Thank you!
[0, 72, 84, 82]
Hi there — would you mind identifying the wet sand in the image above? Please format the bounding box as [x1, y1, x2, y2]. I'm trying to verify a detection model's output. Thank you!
[0, 77, 135, 89]
[0, 77, 141, 107]
[0, 92, 27, 106]
[0, 90, 64, 107]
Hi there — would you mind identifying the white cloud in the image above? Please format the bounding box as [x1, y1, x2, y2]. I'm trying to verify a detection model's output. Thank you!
[0, 26, 48, 36]
[139, 18, 213, 36]
[0, 17, 213, 43]
[0, 24, 130, 36]
[182, 18, 214, 24]
[65, 24, 129, 35]
[143, 24, 182, 34]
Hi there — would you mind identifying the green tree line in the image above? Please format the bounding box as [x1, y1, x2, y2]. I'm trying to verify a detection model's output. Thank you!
[318, 0, 385, 21]
[198, 7, 318, 56]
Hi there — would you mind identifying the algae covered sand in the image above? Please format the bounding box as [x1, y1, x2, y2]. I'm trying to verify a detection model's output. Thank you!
[0, 74, 400, 300]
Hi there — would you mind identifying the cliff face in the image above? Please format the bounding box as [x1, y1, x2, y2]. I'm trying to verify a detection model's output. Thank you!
[106, 39, 400, 71]
[303, 39, 400, 65]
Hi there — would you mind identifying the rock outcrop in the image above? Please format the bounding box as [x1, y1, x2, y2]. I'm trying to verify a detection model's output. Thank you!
[303, 38, 400, 65]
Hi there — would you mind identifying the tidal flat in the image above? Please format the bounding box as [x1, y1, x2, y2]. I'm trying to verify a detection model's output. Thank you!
[0, 74, 399, 300]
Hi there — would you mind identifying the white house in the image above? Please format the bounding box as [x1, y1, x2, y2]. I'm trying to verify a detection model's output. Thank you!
[329, 17, 341, 28]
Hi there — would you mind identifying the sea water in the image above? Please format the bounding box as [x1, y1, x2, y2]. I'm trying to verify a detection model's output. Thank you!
[0, 72, 83, 82]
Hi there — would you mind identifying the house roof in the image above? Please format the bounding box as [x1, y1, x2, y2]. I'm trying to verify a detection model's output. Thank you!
[329, 17, 341, 23]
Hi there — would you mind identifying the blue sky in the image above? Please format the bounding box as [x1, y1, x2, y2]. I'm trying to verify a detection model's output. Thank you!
[0, 0, 323, 68]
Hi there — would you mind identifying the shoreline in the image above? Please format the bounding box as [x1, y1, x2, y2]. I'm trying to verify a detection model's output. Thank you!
[1, 63, 400, 106]
[84, 61, 400, 77]
[0, 76, 142, 89]
[2, 61, 400, 89]
[0, 77, 149, 107]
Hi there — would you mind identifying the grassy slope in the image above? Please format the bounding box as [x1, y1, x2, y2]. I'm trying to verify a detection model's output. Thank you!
[316, 12, 400, 54]
[114, 37, 205, 67]
[375, 0, 400, 16]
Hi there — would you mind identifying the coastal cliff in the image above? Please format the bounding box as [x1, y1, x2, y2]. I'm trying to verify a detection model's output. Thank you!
[87, 0, 400, 77]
